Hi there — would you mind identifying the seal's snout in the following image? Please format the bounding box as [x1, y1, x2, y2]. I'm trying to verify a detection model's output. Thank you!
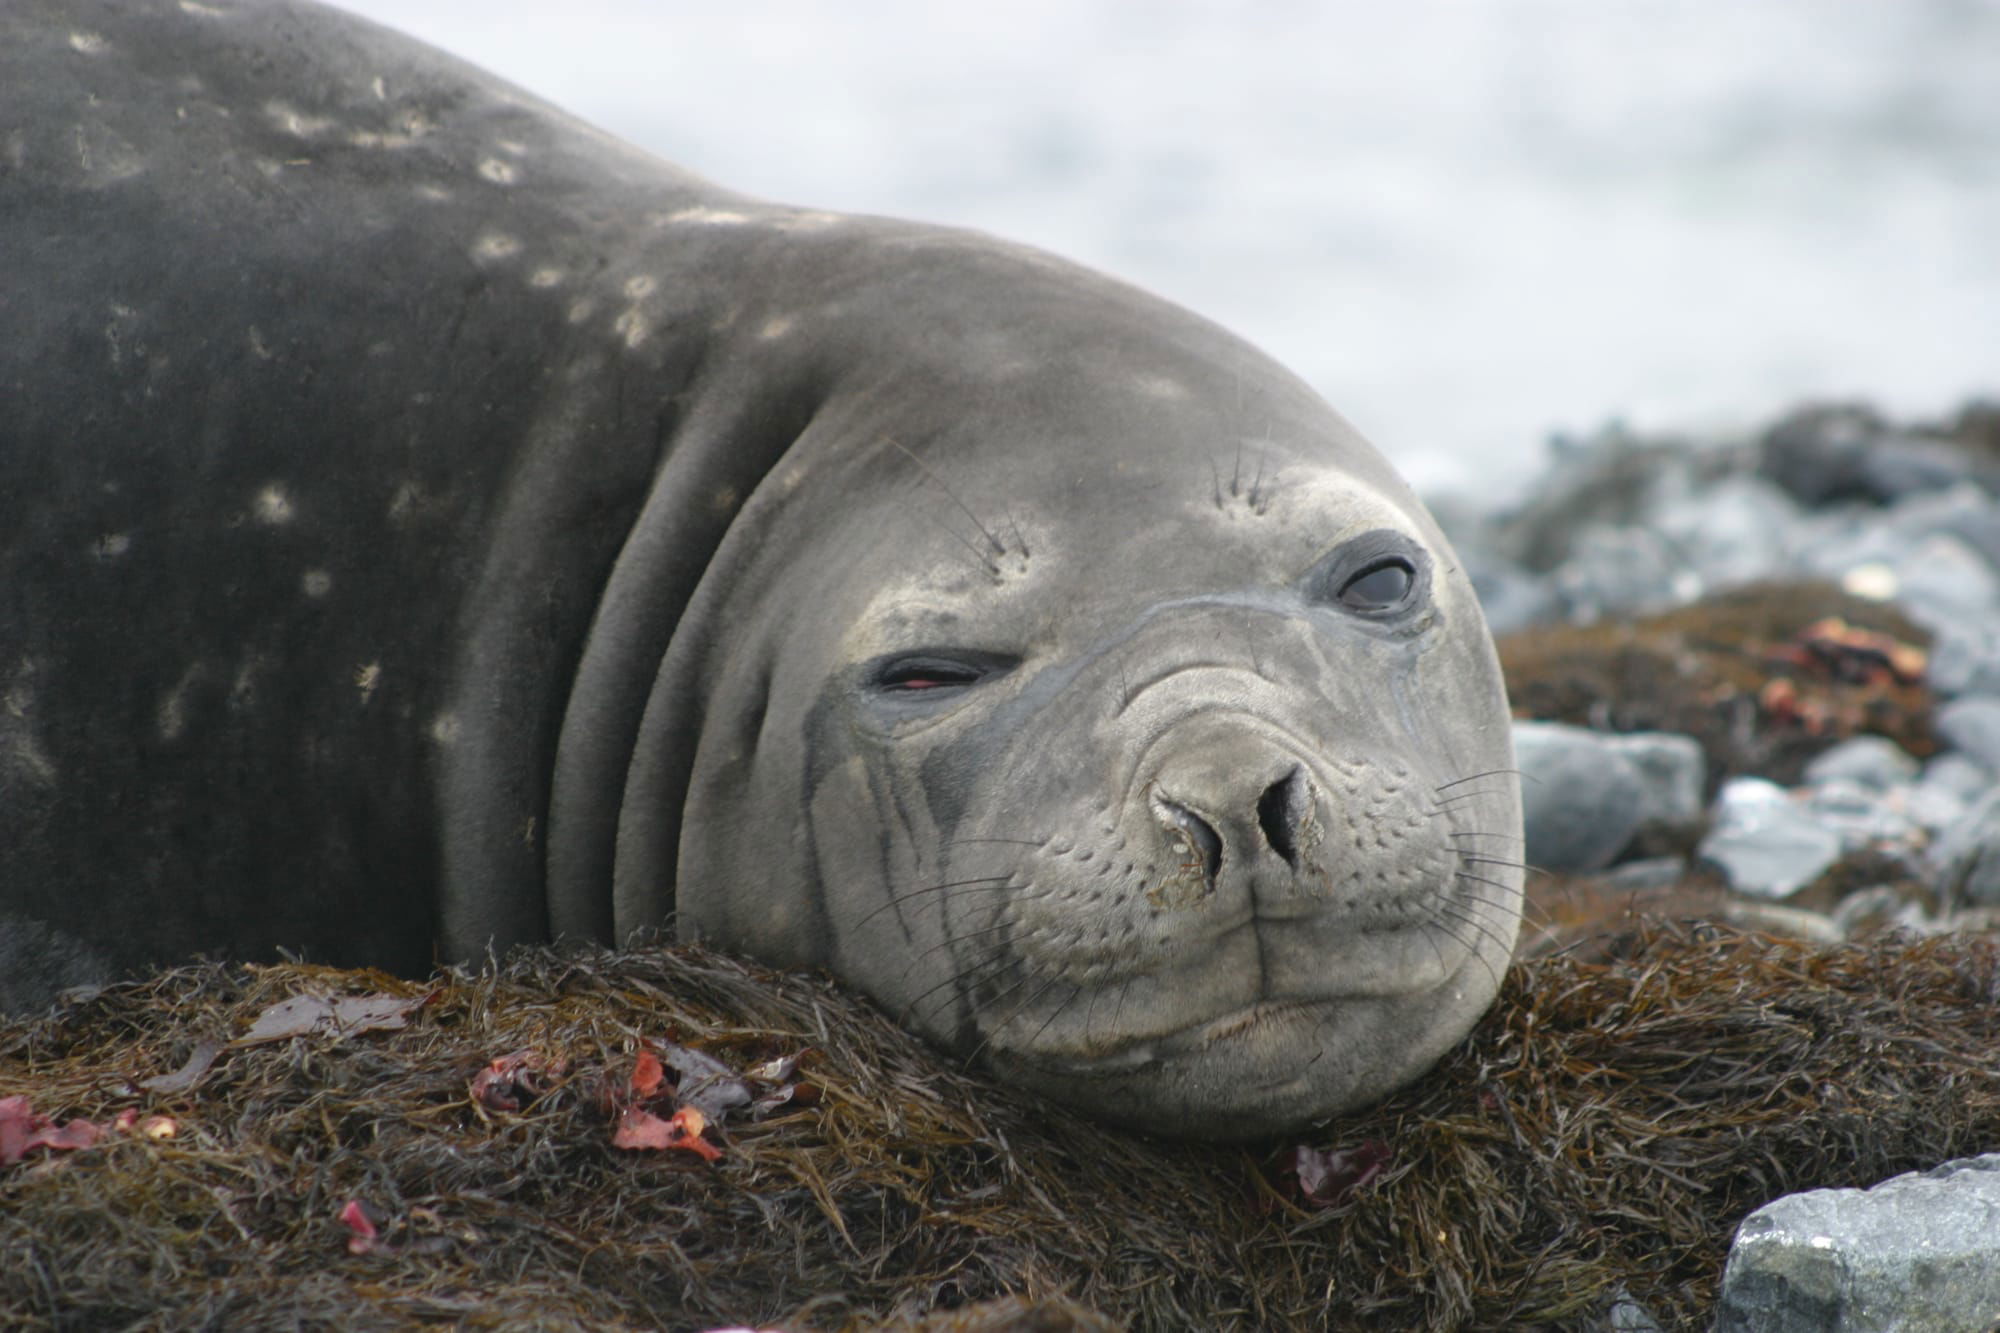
[1145, 743, 1329, 909]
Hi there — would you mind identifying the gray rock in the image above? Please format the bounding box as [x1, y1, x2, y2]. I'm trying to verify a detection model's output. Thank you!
[1468, 557, 1563, 636]
[1860, 433, 1986, 502]
[1796, 525, 2000, 634]
[1800, 779, 1923, 858]
[1935, 695, 2000, 775]
[1715, 1154, 2000, 1333]
[1599, 1289, 1666, 1332]
[1927, 618, 2000, 699]
[1601, 856, 1688, 891]
[1600, 731, 1707, 826]
[1757, 402, 1884, 507]
[1513, 721, 1646, 873]
[1930, 788, 2000, 908]
[1550, 524, 1699, 624]
[1697, 778, 1843, 899]
[1652, 472, 1803, 594]
[1920, 751, 1995, 806]
[1801, 736, 1920, 792]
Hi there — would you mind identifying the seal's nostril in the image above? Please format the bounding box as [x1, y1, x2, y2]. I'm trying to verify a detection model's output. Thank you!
[1258, 766, 1310, 869]
[1153, 795, 1222, 884]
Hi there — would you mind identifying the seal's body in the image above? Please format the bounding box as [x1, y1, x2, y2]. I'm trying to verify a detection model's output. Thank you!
[1, 0, 1520, 1136]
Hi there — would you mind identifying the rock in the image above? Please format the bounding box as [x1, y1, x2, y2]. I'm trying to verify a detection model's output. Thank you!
[1598, 731, 1706, 827]
[1800, 736, 1920, 791]
[1715, 1154, 2000, 1333]
[1920, 751, 1993, 805]
[1860, 434, 1987, 502]
[1651, 472, 1803, 594]
[1796, 524, 2000, 634]
[1927, 618, 2000, 698]
[1934, 695, 2000, 775]
[1697, 778, 1843, 900]
[1600, 857, 1688, 892]
[1550, 524, 1699, 624]
[1930, 788, 2000, 908]
[1469, 557, 1563, 636]
[1799, 780, 1924, 859]
[1757, 402, 1884, 507]
[1512, 722, 1646, 873]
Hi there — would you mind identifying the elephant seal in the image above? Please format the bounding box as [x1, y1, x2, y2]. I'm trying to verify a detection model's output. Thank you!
[0, 0, 1522, 1137]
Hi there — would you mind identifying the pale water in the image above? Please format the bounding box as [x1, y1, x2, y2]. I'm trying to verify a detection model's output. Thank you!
[341, 0, 2000, 500]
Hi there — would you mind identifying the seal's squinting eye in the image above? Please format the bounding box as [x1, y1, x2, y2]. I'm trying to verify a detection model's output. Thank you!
[870, 652, 1013, 696]
[1337, 558, 1415, 612]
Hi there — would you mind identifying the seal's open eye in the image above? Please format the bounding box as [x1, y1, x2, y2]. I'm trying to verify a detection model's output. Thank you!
[1302, 529, 1429, 623]
[1338, 558, 1415, 612]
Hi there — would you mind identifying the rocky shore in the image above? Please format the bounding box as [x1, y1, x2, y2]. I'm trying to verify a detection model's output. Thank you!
[1443, 396, 2000, 1329]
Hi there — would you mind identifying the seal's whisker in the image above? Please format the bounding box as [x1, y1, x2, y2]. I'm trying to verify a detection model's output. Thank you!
[1459, 853, 1545, 878]
[855, 876, 1016, 930]
[1020, 981, 1083, 1054]
[1435, 895, 1516, 958]
[1435, 768, 1522, 792]
[964, 968, 1075, 1069]
[905, 947, 1015, 1027]
[885, 436, 1007, 559]
[1447, 829, 1527, 844]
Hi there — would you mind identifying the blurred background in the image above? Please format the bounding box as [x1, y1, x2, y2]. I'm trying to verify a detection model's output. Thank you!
[339, 0, 2000, 500]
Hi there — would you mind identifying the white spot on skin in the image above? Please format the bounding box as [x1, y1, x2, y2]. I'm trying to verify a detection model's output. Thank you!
[387, 480, 422, 522]
[265, 101, 335, 139]
[371, 76, 387, 101]
[567, 300, 595, 325]
[69, 32, 106, 54]
[1133, 374, 1189, 400]
[413, 183, 451, 203]
[355, 662, 381, 704]
[158, 665, 203, 742]
[229, 657, 260, 710]
[428, 713, 461, 745]
[477, 157, 516, 185]
[758, 315, 794, 340]
[253, 485, 294, 525]
[613, 308, 650, 349]
[2, 670, 59, 788]
[528, 268, 564, 288]
[302, 569, 333, 598]
[496, 139, 527, 156]
[179, 0, 229, 15]
[472, 233, 521, 262]
[622, 275, 657, 300]
[247, 326, 273, 359]
[92, 533, 130, 560]
[770, 210, 843, 232]
[653, 206, 751, 227]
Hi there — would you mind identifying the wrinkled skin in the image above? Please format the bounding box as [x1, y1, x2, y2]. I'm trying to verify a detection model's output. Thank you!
[0, 0, 1520, 1137]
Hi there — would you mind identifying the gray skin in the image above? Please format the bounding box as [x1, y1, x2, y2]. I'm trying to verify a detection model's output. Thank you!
[1, 0, 1522, 1138]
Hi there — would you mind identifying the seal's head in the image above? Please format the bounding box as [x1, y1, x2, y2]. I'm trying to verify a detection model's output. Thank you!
[656, 231, 1522, 1139]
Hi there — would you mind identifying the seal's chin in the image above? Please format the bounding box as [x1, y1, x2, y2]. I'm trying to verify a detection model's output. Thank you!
[983, 949, 1503, 1140]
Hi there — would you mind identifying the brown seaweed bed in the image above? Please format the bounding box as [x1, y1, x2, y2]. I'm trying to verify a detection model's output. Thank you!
[7, 921, 2000, 1331]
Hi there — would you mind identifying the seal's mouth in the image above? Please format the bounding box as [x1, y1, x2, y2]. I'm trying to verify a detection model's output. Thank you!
[1025, 997, 1328, 1078]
